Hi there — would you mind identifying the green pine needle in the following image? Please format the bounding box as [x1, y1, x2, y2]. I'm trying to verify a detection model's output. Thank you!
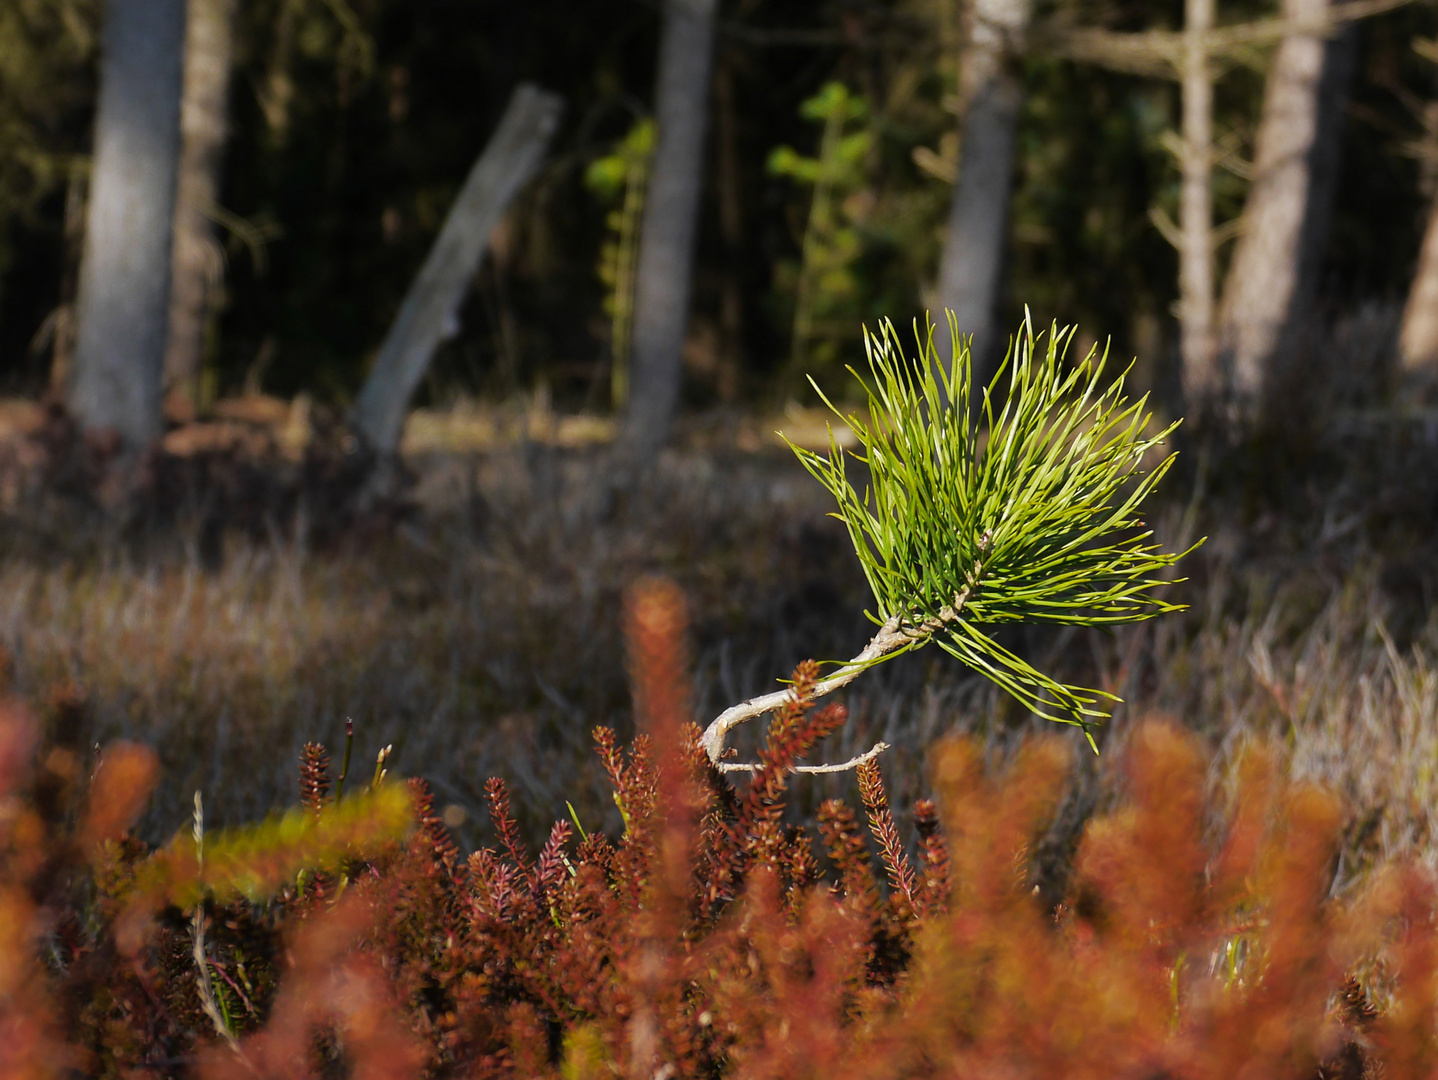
[784, 309, 1200, 746]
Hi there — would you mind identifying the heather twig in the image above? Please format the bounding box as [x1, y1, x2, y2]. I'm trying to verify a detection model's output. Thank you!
[410, 777, 460, 871]
[484, 776, 533, 886]
[912, 797, 950, 915]
[536, 820, 575, 900]
[817, 798, 880, 916]
[856, 759, 917, 909]
[298, 742, 330, 815]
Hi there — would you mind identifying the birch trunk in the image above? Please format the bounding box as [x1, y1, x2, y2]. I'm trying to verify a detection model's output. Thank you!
[69, 0, 187, 449]
[1179, 0, 1217, 407]
[1217, 0, 1334, 407]
[165, 0, 239, 421]
[935, 0, 1032, 377]
[621, 0, 719, 457]
[1401, 199, 1438, 374]
[1401, 96, 1438, 374]
[351, 84, 562, 456]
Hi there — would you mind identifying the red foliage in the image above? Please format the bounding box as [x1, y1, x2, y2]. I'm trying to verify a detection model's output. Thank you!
[197, 896, 425, 1080]
[2, 579, 1438, 1078]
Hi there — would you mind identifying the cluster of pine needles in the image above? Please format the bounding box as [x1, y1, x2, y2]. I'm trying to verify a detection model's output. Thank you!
[1, 577, 1437, 1079]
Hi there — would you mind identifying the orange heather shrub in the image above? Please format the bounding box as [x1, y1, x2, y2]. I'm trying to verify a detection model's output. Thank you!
[1, 577, 1437, 1078]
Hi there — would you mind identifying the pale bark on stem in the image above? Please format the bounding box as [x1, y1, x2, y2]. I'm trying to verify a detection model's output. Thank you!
[716, 742, 892, 775]
[701, 585, 973, 772]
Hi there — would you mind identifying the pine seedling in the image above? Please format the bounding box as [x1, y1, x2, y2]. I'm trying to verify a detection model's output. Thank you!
[704, 310, 1196, 764]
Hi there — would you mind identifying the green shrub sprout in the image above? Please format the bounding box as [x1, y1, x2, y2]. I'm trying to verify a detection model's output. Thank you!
[703, 310, 1198, 765]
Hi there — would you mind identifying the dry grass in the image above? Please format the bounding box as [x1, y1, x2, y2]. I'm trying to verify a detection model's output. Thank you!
[0, 407, 1432, 895]
[0, 438, 867, 841]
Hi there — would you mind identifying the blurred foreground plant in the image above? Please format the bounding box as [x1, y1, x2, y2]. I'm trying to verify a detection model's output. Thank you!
[0, 580, 1436, 1079]
[704, 311, 1196, 767]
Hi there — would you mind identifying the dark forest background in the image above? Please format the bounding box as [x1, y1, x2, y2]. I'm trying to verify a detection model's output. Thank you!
[2, 0, 1434, 418]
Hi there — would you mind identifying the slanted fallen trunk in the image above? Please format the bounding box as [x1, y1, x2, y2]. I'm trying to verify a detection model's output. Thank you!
[351, 84, 563, 457]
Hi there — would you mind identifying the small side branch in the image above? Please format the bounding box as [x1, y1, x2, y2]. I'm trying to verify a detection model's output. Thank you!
[701, 582, 974, 770]
[715, 740, 891, 775]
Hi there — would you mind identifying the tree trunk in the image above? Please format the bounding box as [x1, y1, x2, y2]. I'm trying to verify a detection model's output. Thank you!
[714, 59, 744, 404]
[935, 0, 1033, 378]
[621, 0, 719, 457]
[1401, 96, 1438, 375]
[1217, 0, 1337, 408]
[1293, 25, 1357, 305]
[165, 0, 239, 422]
[351, 84, 562, 457]
[1178, 0, 1217, 409]
[69, 0, 187, 450]
[1401, 196, 1438, 375]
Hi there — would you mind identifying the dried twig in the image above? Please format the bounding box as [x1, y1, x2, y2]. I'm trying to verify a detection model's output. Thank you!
[190, 791, 242, 1054]
[192, 908, 240, 1051]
